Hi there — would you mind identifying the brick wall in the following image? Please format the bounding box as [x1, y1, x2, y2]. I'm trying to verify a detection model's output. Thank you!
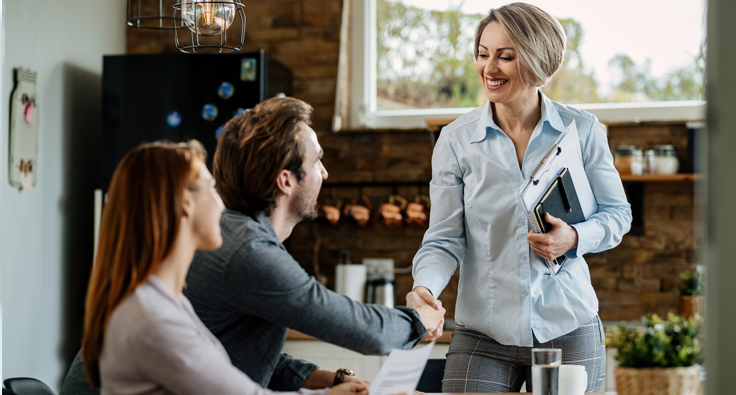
[127, 0, 697, 321]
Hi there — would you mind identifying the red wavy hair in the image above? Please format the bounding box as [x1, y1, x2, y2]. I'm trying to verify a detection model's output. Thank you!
[81, 140, 206, 387]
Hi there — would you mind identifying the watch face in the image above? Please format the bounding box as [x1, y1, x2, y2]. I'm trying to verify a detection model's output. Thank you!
[346, 369, 355, 376]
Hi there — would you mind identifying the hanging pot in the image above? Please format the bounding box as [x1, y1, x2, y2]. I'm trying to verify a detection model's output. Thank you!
[406, 194, 431, 228]
[378, 194, 407, 228]
[343, 194, 372, 227]
[317, 199, 343, 226]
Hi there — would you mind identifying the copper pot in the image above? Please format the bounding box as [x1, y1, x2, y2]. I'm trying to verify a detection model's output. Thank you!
[406, 194, 431, 228]
[317, 199, 342, 226]
[343, 194, 372, 226]
[378, 194, 407, 228]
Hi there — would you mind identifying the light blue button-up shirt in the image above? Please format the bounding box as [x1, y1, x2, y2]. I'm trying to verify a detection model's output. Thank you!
[413, 91, 632, 346]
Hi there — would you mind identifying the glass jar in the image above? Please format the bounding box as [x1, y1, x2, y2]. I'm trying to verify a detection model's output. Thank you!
[652, 145, 679, 175]
[613, 145, 643, 175]
[644, 150, 655, 174]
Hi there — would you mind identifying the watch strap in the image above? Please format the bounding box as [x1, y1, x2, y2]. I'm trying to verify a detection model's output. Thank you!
[334, 368, 354, 386]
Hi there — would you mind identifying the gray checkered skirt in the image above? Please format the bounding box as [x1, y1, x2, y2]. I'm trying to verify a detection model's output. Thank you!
[442, 316, 606, 393]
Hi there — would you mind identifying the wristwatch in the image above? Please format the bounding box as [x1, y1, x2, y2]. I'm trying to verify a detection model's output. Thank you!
[334, 368, 355, 386]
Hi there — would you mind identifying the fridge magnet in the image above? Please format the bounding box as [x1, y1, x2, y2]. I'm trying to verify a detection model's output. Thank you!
[240, 58, 257, 81]
[166, 111, 182, 127]
[201, 104, 218, 121]
[233, 108, 247, 118]
[217, 82, 234, 100]
[8, 68, 40, 190]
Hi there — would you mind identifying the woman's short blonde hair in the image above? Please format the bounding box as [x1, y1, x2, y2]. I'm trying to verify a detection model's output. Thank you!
[474, 2, 566, 87]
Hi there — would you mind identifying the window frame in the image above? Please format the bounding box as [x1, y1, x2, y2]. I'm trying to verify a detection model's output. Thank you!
[347, 0, 705, 130]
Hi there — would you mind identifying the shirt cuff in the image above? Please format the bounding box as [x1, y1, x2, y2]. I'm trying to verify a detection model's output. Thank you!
[412, 267, 450, 298]
[268, 353, 319, 391]
[394, 306, 428, 347]
[570, 220, 602, 257]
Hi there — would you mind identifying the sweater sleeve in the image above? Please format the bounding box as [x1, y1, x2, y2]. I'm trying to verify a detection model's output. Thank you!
[268, 352, 319, 391]
[131, 318, 330, 395]
[225, 241, 427, 355]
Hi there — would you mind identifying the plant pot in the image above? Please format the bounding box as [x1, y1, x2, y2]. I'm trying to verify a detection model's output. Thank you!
[615, 366, 702, 395]
[679, 295, 705, 319]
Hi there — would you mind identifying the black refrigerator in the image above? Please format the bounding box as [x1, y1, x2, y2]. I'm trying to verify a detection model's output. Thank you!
[100, 50, 292, 191]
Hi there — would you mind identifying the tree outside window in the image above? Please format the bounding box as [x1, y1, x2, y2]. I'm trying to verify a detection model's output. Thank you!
[376, 0, 706, 110]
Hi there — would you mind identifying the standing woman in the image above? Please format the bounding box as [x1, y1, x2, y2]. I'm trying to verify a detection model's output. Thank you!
[81, 141, 366, 395]
[412, 3, 631, 393]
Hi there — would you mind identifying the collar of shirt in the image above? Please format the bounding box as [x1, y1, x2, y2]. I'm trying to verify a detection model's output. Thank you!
[469, 90, 566, 144]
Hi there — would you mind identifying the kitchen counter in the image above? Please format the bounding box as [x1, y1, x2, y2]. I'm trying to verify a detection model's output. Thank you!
[287, 329, 454, 344]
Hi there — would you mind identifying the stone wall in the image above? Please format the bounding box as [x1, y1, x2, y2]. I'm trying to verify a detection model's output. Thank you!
[127, 0, 697, 321]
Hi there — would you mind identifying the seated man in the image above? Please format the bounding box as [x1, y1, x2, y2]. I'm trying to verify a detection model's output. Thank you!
[60, 97, 444, 394]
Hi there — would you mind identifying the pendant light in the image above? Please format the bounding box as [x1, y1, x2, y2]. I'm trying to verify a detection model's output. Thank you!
[172, 0, 246, 54]
[127, 0, 185, 29]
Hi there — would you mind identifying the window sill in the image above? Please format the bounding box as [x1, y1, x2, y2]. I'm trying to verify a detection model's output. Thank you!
[358, 100, 706, 130]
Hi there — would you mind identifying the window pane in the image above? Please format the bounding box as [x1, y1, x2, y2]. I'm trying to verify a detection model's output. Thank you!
[376, 0, 706, 109]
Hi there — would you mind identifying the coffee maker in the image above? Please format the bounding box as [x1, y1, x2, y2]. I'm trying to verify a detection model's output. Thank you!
[363, 259, 395, 308]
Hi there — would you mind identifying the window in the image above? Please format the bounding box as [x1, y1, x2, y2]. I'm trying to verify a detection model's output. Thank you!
[346, 0, 706, 129]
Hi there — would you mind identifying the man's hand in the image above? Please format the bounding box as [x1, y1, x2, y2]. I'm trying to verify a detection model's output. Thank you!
[527, 213, 578, 261]
[413, 286, 444, 341]
[343, 375, 371, 388]
[406, 291, 445, 341]
[331, 382, 368, 395]
[304, 370, 371, 389]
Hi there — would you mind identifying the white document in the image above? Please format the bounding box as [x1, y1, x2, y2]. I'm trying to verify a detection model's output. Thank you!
[369, 342, 435, 395]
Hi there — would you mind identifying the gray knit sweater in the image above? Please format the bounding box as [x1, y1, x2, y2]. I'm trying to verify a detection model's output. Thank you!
[99, 275, 331, 395]
[183, 210, 427, 390]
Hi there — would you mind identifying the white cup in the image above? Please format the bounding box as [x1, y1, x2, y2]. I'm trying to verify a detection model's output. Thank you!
[558, 364, 587, 395]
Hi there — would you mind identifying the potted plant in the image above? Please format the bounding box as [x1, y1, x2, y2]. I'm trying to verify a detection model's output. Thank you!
[607, 313, 703, 395]
[679, 270, 705, 319]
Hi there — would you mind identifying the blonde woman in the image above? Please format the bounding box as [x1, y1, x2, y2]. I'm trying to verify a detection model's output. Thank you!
[412, 3, 631, 393]
[81, 141, 367, 395]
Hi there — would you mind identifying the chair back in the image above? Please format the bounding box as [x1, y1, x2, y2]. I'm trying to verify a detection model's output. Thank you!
[416, 358, 446, 393]
[3, 378, 56, 395]
[59, 350, 99, 395]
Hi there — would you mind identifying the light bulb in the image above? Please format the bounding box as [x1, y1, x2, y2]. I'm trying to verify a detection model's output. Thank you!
[181, 0, 236, 36]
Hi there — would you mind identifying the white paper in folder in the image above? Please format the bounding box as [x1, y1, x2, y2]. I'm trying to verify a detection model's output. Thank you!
[369, 342, 434, 395]
[519, 120, 598, 225]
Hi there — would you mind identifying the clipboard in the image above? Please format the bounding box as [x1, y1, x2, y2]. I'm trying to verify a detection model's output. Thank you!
[534, 167, 587, 266]
[519, 120, 598, 273]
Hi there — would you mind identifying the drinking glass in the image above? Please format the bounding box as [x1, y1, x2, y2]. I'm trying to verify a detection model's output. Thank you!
[531, 348, 562, 395]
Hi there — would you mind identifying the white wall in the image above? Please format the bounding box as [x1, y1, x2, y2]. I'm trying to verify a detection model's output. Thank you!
[2, 0, 125, 389]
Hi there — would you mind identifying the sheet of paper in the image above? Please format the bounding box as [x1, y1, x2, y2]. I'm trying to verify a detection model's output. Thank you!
[520, 120, 598, 220]
[369, 342, 435, 395]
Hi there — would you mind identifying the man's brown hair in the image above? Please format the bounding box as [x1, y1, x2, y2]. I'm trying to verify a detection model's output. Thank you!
[213, 97, 313, 216]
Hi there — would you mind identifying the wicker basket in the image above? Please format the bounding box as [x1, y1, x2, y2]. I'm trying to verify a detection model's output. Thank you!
[615, 366, 702, 395]
[679, 295, 705, 319]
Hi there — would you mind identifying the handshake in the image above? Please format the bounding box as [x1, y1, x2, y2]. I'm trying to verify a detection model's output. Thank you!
[407, 286, 446, 341]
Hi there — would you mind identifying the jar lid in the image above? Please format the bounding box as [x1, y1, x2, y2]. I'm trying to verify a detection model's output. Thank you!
[653, 145, 677, 156]
[614, 145, 642, 155]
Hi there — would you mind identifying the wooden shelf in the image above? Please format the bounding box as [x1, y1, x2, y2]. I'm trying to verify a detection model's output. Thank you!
[620, 173, 701, 182]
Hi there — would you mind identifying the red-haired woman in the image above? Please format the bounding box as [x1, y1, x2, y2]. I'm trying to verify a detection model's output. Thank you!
[81, 141, 367, 395]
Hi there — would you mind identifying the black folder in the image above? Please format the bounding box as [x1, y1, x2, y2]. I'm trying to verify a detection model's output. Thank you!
[534, 168, 586, 265]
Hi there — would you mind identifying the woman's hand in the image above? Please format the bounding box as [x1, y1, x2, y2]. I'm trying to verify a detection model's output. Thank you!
[406, 291, 445, 341]
[413, 286, 444, 341]
[527, 213, 579, 261]
[331, 382, 369, 395]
